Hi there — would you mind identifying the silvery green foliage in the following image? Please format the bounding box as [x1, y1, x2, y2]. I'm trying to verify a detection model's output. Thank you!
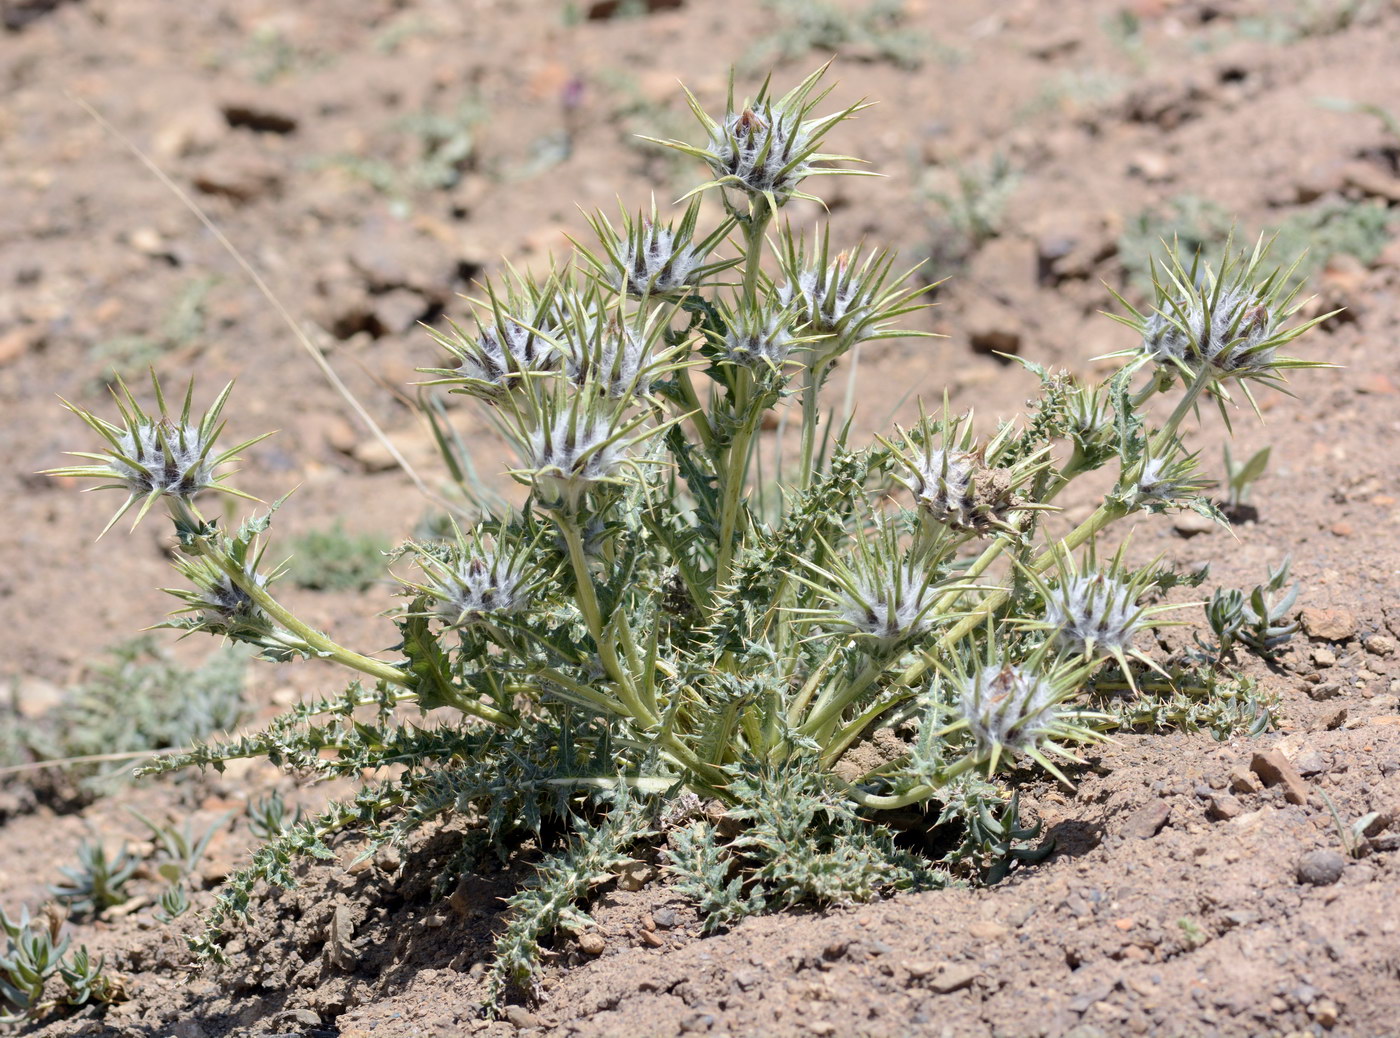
[0, 906, 119, 1023]
[55, 65, 1328, 1003]
[50, 843, 138, 916]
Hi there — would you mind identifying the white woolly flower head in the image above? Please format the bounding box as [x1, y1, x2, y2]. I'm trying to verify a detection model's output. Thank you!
[48, 374, 266, 535]
[405, 525, 539, 629]
[832, 561, 937, 649]
[774, 225, 925, 369]
[1044, 571, 1144, 657]
[793, 519, 941, 652]
[957, 663, 1061, 763]
[420, 272, 563, 401]
[718, 306, 795, 371]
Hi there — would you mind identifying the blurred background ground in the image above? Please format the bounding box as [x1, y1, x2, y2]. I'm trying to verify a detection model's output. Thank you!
[2, 1, 1399, 1035]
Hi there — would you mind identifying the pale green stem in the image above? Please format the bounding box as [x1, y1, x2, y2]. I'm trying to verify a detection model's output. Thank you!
[559, 516, 656, 728]
[797, 360, 825, 491]
[844, 755, 979, 811]
[799, 654, 887, 742]
[714, 372, 763, 591]
[820, 688, 920, 768]
[192, 537, 411, 691]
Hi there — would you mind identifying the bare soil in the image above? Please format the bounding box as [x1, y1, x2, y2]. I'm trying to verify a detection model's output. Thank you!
[2, 0, 1399, 1035]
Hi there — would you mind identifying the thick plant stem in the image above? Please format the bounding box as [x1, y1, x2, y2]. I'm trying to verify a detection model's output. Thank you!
[797, 361, 825, 491]
[559, 516, 657, 729]
[712, 196, 774, 594]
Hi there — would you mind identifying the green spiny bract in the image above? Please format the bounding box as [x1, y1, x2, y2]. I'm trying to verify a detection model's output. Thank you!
[55, 65, 1325, 1003]
[46, 373, 269, 536]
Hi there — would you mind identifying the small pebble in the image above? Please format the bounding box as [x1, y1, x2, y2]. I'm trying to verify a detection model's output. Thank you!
[1365, 634, 1396, 656]
[1296, 849, 1346, 887]
[577, 931, 605, 956]
[653, 907, 680, 930]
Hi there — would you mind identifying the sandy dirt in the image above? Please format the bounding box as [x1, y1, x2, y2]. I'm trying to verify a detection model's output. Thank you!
[2, 0, 1399, 1035]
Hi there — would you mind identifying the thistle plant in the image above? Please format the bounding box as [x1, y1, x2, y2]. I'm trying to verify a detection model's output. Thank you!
[52, 65, 1330, 1001]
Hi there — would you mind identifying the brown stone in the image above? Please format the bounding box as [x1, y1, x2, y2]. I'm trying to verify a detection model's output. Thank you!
[1250, 749, 1310, 805]
[1228, 767, 1261, 794]
[1300, 608, 1358, 642]
[1207, 794, 1244, 821]
[1121, 800, 1171, 839]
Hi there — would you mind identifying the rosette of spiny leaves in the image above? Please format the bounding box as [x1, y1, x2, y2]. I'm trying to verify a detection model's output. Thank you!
[1107, 233, 1335, 412]
[579, 196, 736, 300]
[46, 374, 268, 535]
[647, 62, 874, 211]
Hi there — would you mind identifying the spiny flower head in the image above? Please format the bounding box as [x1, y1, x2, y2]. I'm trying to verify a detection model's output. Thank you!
[1106, 235, 1334, 408]
[556, 288, 681, 399]
[580, 197, 733, 299]
[501, 383, 662, 514]
[419, 271, 561, 401]
[791, 520, 942, 652]
[1130, 443, 1212, 511]
[776, 225, 927, 367]
[165, 554, 277, 641]
[645, 62, 873, 208]
[937, 642, 1103, 782]
[712, 301, 797, 372]
[48, 375, 267, 536]
[404, 525, 538, 628]
[885, 410, 1045, 535]
[1020, 543, 1190, 685]
[1045, 570, 1143, 657]
[958, 663, 1061, 762]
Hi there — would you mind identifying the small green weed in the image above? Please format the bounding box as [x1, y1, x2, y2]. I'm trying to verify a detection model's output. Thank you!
[3, 638, 248, 800]
[0, 905, 122, 1024]
[744, 0, 952, 72]
[919, 154, 1019, 271]
[50, 842, 138, 916]
[284, 522, 388, 592]
[90, 276, 217, 388]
